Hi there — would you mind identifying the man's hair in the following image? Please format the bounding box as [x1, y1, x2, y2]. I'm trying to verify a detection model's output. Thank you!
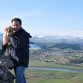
[11, 18, 22, 26]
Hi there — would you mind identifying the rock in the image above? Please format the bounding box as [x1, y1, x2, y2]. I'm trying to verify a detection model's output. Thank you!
[0, 55, 15, 83]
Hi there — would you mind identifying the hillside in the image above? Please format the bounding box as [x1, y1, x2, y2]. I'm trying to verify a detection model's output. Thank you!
[30, 36, 83, 50]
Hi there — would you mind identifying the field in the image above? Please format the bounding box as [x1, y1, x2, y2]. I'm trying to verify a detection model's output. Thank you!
[10, 60, 83, 83]
[24, 59, 83, 83]
[25, 69, 83, 83]
[29, 60, 83, 70]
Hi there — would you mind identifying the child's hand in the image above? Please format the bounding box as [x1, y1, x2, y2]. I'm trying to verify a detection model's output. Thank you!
[3, 38, 9, 45]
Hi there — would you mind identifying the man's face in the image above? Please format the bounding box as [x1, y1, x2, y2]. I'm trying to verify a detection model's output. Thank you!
[12, 21, 21, 32]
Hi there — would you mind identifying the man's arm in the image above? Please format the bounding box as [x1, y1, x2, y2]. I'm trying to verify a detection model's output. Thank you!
[10, 31, 32, 50]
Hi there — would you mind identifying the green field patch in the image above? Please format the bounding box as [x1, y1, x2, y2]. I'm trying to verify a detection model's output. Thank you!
[25, 69, 83, 83]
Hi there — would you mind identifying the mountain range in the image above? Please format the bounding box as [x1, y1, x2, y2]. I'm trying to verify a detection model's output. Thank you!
[30, 35, 83, 44]
[0, 33, 83, 50]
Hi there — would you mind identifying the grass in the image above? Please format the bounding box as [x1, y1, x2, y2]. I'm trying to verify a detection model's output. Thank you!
[29, 60, 83, 70]
[25, 60, 83, 83]
[10, 60, 83, 83]
[25, 69, 83, 83]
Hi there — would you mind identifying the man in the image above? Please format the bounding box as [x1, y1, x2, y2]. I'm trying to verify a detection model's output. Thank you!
[2, 18, 32, 83]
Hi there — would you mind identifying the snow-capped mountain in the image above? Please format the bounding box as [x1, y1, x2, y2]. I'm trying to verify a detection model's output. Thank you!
[31, 34, 83, 44]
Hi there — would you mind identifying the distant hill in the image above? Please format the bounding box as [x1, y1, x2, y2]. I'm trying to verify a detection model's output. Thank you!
[49, 43, 81, 50]
[31, 35, 83, 44]
[30, 36, 83, 50]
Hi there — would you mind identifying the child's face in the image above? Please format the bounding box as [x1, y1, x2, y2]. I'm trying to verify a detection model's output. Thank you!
[4, 27, 13, 37]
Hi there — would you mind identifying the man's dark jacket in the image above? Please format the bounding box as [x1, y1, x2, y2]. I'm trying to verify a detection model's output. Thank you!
[2, 28, 32, 67]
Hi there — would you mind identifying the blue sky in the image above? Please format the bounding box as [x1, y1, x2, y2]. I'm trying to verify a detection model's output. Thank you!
[0, 0, 83, 37]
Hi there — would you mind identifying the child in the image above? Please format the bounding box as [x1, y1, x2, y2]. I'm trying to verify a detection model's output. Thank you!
[2, 26, 19, 69]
